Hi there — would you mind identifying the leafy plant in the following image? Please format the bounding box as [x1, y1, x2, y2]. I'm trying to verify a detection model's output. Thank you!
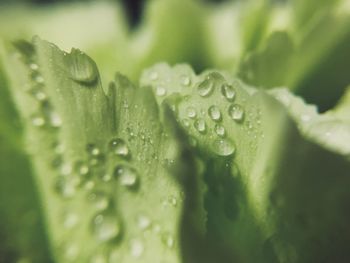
[0, 0, 350, 262]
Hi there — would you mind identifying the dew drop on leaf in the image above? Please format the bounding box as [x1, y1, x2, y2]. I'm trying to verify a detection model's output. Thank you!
[137, 214, 151, 230]
[161, 233, 175, 249]
[228, 104, 244, 122]
[29, 63, 39, 71]
[49, 112, 62, 128]
[180, 75, 191, 86]
[109, 138, 129, 158]
[74, 161, 90, 183]
[30, 113, 45, 127]
[194, 119, 207, 134]
[155, 86, 167, 97]
[221, 83, 236, 102]
[186, 106, 197, 119]
[67, 49, 98, 85]
[87, 191, 109, 211]
[60, 162, 73, 176]
[212, 138, 235, 156]
[91, 212, 122, 242]
[130, 239, 144, 258]
[83, 180, 95, 191]
[168, 195, 178, 206]
[214, 124, 226, 137]
[99, 173, 112, 182]
[29, 87, 47, 101]
[86, 144, 101, 157]
[63, 243, 80, 261]
[197, 72, 224, 97]
[34, 75, 45, 84]
[53, 142, 64, 154]
[197, 78, 213, 97]
[63, 212, 79, 229]
[152, 223, 161, 234]
[53, 176, 77, 198]
[208, 105, 222, 122]
[114, 164, 139, 188]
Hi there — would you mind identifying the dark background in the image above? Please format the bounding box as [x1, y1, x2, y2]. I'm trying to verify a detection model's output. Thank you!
[0, 0, 229, 26]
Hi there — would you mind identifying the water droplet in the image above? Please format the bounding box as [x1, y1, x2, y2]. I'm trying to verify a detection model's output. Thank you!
[130, 239, 144, 258]
[228, 104, 244, 122]
[150, 71, 158, 81]
[109, 138, 129, 158]
[137, 214, 151, 230]
[84, 180, 95, 190]
[49, 112, 62, 128]
[60, 162, 73, 176]
[194, 119, 206, 134]
[245, 121, 253, 130]
[86, 144, 101, 156]
[87, 191, 109, 211]
[197, 72, 224, 97]
[54, 176, 77, 198]
[89, 154, 105, 166]
[30, 87, 47, 101]
[53, 143, 64, 154]
[221, 83, 236, 101]
[63, 243, 80, 261]
[31, 113, 45, 127]
[99, 173, 112, 182]
[214, 124, 226, 137]
[197, 79, 213, 97]
[68, 49, 98, 85]
[34, 75, 45, 84]
[155, 86, 166, 97]
[186, 107, 197, 119]
[63, 212, 79, 229]
[180, 75, 191, 86]
[114, 164, 139, 188]
[208, 105, 221, 122]
[74, 161, 90, 177]
[91, 212, 121, 242]
[162, 233, 174, 248]
[212, 138, 235, 156]
[168, 196, 177, 206]
[29, 63, 39, 71]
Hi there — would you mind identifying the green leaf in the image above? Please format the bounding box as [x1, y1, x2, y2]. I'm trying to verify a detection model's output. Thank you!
[0, 36, 225, 262]
[129, 0, 208, 80]
[142, 63, 350, 262]
[238, 2, 350, 110]
[0, 52, 52, 262]
[0, 2, 129, 86]
[291, 0, 341, 30]
[332, 86, 350, 121]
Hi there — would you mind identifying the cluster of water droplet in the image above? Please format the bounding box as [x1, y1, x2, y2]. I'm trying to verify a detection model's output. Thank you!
[53, 132, 178, 261]
[23, 55, 62, 129]
[18, 51, 185, 261]
[149, 70, 192, 98]
[178, 72, 250, 157]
